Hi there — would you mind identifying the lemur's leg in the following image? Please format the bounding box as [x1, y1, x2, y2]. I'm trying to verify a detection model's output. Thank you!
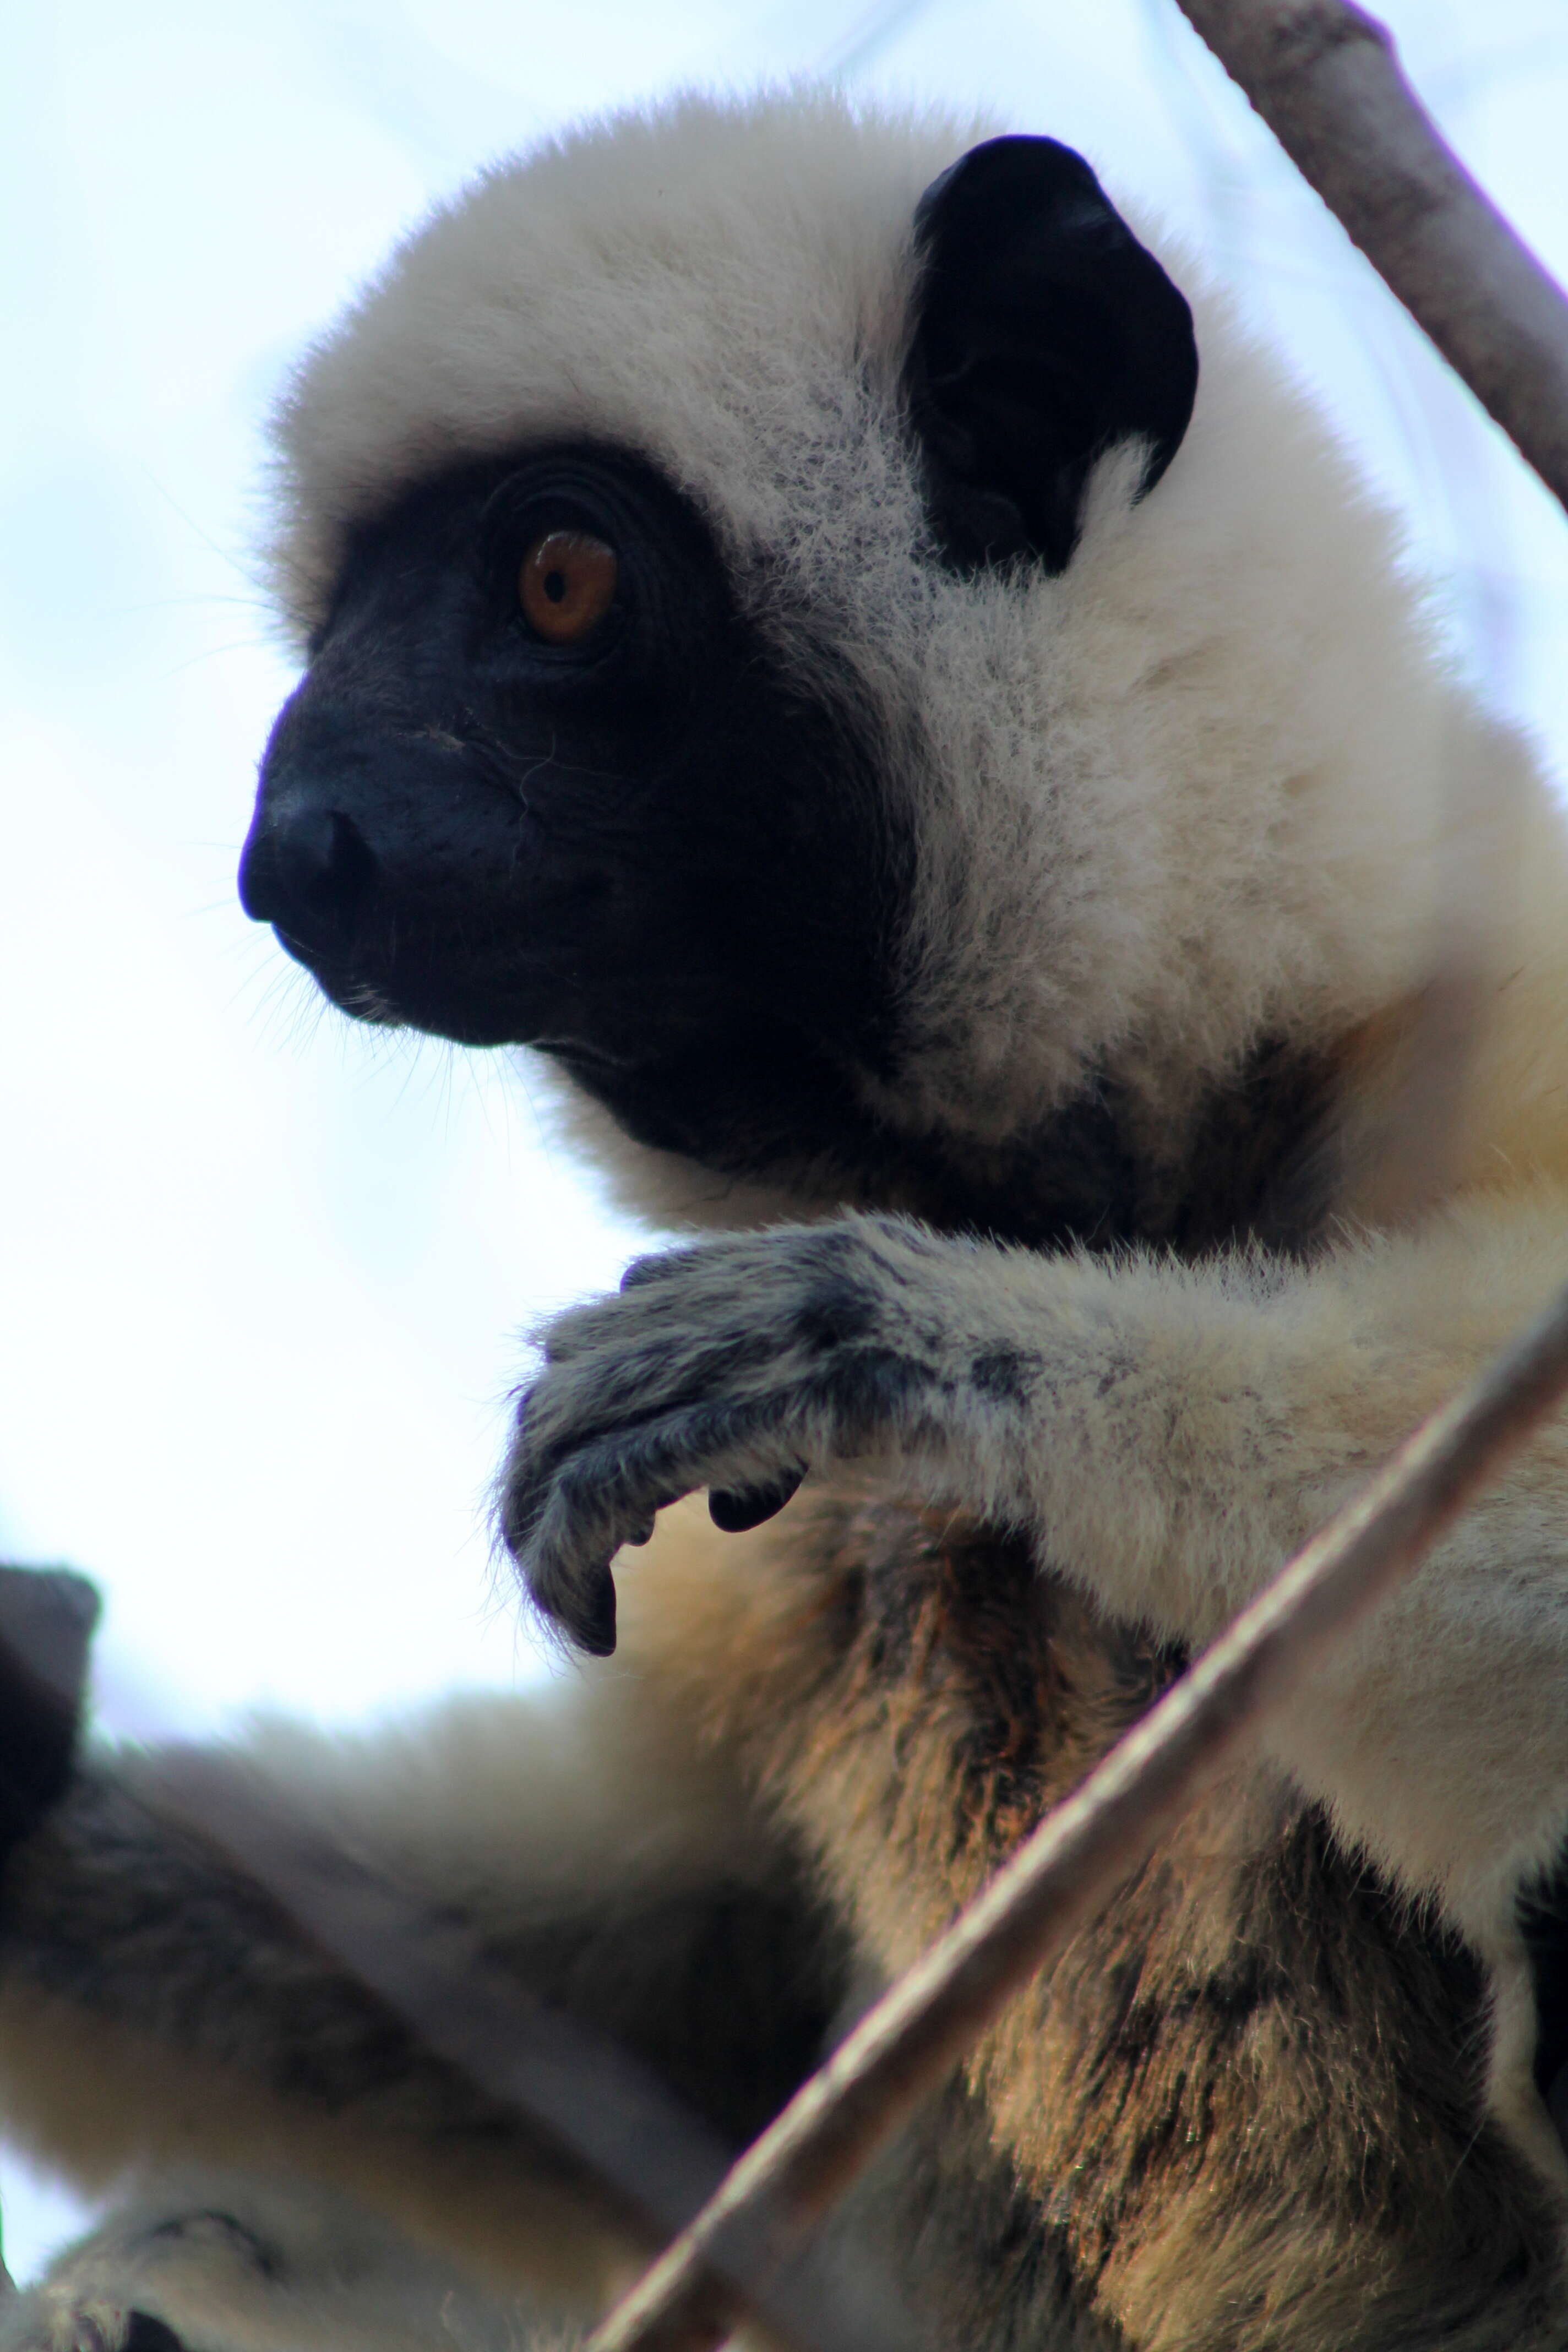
[570, 1494, 1568, 2347]
[0, 1623, 839, 2300]
[502, 1199, 1568, 1931]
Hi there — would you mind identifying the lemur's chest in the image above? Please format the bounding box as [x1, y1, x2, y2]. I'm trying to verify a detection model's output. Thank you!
[724, 1495, 1561, 2350]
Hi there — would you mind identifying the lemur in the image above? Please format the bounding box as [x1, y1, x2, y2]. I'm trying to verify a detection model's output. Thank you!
[4, 90, 1568, 2352]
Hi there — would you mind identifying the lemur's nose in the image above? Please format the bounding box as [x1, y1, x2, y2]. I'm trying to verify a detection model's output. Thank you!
[238, 799, 377, 961]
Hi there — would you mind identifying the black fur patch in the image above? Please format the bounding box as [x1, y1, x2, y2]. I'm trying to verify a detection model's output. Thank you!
[243, 445, 916, 1097]
[794, 1275, 880, 1353]
[511, 1881, 843, 2150]
[968, 1346, 1038, 1403]
[630, 1026, 1337, 1259]
[906, 137, 1197, 575]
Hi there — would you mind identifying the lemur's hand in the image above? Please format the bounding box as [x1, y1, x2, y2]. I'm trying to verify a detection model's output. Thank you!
[0, 1564, 100, 1861]
[499, 1216, 1001, 1655]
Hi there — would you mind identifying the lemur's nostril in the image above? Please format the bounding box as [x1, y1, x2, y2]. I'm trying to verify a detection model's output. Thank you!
[238, 803, 377, 957]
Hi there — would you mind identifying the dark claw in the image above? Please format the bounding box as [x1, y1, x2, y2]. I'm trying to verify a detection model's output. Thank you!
[568, 1562, 619, 1658]
[709, 1464, 806, 1534]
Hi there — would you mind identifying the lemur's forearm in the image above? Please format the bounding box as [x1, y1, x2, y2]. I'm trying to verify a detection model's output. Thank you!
[505, 1201, 1568, 1914]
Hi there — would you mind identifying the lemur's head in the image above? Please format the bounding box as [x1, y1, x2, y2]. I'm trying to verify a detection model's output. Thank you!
[244, 95, 1445, 1243]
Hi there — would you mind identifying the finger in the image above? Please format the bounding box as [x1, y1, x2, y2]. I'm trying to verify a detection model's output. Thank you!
[708, 1463, 806, 1534]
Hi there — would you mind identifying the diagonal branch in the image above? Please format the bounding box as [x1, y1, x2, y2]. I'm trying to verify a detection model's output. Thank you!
[585, 1275, 1568, 2352]
[1171, 0, 1568, 519]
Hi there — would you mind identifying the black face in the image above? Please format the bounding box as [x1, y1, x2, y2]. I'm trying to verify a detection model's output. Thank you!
[242, 137, 1202, 1222]
[243, 444, 918, 1179]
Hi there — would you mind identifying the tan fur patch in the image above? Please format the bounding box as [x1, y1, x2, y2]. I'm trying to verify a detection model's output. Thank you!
[621, 1495, 1566, 2348]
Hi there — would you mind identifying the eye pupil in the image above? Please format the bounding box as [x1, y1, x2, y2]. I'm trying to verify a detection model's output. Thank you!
[519, 529, 619, 644]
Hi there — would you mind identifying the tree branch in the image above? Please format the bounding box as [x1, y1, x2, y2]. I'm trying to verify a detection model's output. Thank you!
[1172, 0, 1568, 518]
[586, 1275, 1568, 2352]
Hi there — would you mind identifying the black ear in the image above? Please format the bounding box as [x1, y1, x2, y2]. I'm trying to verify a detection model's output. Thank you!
[906, 135, 1198, 575]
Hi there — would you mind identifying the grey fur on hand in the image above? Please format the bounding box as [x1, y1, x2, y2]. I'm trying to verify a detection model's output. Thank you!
[497, 1216, 964, 1656]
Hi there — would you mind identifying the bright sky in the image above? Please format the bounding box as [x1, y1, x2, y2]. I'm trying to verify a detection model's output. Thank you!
[3, 0, 1567, 2283]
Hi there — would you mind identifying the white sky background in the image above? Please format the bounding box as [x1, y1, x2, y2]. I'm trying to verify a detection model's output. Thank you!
[3, 0, 1568, 2283]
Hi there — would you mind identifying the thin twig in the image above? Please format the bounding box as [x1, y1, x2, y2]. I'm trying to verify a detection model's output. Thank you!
[586, 1276, 1568, 2352]
[1170, 0, 1568, 519]
[140, 1757, 923, 2352]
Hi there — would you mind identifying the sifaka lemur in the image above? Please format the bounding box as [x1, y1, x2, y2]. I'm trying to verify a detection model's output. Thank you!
[4, 91, 1568, 2352]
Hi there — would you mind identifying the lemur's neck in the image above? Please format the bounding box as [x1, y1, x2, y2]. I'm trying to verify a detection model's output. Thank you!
[560, 1023, 1342, 1257]
[565, 901, 1568, 1255]
[872, 1036, 1342, 1256]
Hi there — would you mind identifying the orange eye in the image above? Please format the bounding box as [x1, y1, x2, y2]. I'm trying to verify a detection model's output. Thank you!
[519, 529, 619, 644]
